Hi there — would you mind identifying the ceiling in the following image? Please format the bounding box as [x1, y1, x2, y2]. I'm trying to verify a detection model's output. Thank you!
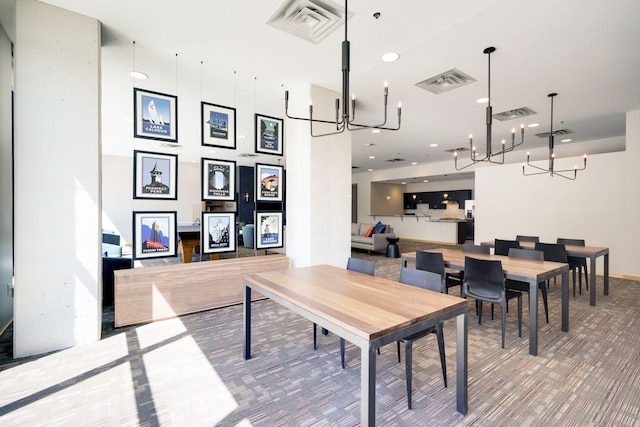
[2, 0, 639, 182]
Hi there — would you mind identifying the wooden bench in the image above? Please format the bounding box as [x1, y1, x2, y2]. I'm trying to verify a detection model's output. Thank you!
[114, 254, 289, 327]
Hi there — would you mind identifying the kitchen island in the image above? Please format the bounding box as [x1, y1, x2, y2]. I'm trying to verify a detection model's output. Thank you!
[370, 215, 466, 244]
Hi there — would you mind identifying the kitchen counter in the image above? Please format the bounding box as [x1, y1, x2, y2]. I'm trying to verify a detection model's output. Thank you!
[369, 215, 467, 244]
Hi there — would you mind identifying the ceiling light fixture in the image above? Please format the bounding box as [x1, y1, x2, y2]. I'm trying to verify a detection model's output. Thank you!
[523, 93, 587, 180]
[561, 138, 572, 143]
[476, 97, 489, 104]
[454, 47, 525, 170]
[528, 123, 540, 128]
[371, 129, 381, 134]
[381, 52, 399, 63]
[284, 0, 401, 137]
[129, 71, 148, 80]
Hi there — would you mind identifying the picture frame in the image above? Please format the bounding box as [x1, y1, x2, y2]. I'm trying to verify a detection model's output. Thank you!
[256, 163, 283, 202]
[256, 211, 283, 249]
[134, 88, 178, 142]
[202, 158, 236, 201]
[202, 212, 236, 254]
[201, 102, 236, 149]
[255, 113, 283, 156]
[133, 150, 178, 200]
[132, 211, 177, 260]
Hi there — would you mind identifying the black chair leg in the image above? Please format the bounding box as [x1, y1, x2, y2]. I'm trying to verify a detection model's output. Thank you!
[397, 341, 401, 363]
[340, 338, 346, 369]
[404, 340, 413, 410]
[478, 301, 483, 324]
[501, 303, 506, 349]
[584, 263, 589, 290]
[517, 295, 522, 338]
[313, 323, 317, 350]
[436, 325, 447, 388]
[540, 284, 549, 323]
[322, 327, 328, 335]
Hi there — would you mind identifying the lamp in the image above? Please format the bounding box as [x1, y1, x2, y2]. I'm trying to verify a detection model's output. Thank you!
[284, 0, 401, 137]
[522, 93, 587, 180]
[454, 47, 525, 170]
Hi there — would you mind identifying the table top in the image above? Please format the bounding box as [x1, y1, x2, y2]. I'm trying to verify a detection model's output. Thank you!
[402, 248, 569, 283]
[480, 240, 609, 257]
[243, 264, 467, 342]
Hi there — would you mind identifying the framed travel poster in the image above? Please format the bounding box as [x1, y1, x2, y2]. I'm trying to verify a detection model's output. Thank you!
[133, 150, 178, 200]
[256, 163, 283, 202]
[202, 158, 236, 201]
[134, 88, 178, 142]
[132, 211, 177, 260]
[255, 113, 283, 156]
[201, 102, 236, 149]
[202, 212, 236, 254]
[256, 211, 283, 249]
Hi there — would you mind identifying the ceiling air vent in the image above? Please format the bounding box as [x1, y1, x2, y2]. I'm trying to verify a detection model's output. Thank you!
[238, 153, 259, 158]
[385, 158, 406, 163]
[493, 107, 537, 121]
[415, 69, 476, 94]
[267, 0, 350, 44]
[535, 129, 573, 138]
[444, 147, 469, 153]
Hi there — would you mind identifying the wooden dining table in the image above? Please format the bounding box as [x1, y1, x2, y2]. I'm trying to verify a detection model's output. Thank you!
[401, 248, 570, 356]
[243, 264, 469, 426]
[481, 240, 610, 306]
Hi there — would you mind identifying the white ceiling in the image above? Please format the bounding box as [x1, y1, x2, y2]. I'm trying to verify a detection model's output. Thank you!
[2, 0, 639, 181]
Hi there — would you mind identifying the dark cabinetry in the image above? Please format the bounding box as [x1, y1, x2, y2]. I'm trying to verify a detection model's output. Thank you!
[403, 189, 473, 210]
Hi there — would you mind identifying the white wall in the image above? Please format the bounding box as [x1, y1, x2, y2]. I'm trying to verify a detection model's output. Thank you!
[13, 0, 101, 356]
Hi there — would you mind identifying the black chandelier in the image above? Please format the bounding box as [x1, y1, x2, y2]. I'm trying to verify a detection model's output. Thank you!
[454, 47, 525, 170]
[522, 93, 587, 180]
[284, 0, 401, 137]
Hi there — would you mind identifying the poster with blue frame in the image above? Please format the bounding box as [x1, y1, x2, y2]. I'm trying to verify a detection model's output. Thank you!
[134, 88, 178, 142]
[255, 113, 283, 156]
[132, 211, 177, 260]
[201, 102, 236, 149]
[256, 211, 283, 249]
[133, 150, 178, 200]
[256, 163, 283, 202]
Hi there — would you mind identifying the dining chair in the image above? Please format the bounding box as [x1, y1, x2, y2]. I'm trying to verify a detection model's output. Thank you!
[516, 235, 540, 243]
[415, 250, 461, 295]
[557, 238, 588, 295]
[313, 257, 375, 369]
[506, 248, 549, 323]
[494, 239, 520, 256]
[462, 256, 522, 348]
[534, 242, 573, 294]
[461, 243, 491, 254]
[396, 267, 447, 409]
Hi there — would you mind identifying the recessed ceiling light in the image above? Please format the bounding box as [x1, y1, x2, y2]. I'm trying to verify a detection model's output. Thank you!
[423, 179, 429, 183]
[528, 123, 540, 128]
[430, 143, 438, 147]
[369, 155, 376, 159]
[371, 129, 381, 134]
[476, 97, 489, 104]
[129, 71, 148, 80]
[401, 181, 407, 184]
[561, 138, 572, 143]
[238, 134, 247, 139]
[367, 168, 373, 172]
[381, 52, 399, 63]
[411, 162, 418, 165]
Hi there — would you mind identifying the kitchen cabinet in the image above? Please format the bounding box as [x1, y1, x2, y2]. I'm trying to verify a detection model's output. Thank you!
[404, 189, 473, 210]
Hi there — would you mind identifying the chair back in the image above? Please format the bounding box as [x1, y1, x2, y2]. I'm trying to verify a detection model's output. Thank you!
[463, 256, 505, 296]
[508, 248, 544, 261]
[399, 267, 442, 293]
[534, 242, 568, 263]
[461, 243, 490, 254]
[557, 238, 585, 247]
[494, 239, 520, 256]
[415, 250, 445, 277]
[516, 235, 540, 243]
[346, 257, 375, 276]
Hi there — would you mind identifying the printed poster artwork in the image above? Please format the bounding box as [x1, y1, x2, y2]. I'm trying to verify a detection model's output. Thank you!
[140, 216, 170, 254]
[141, 155, 170, 195]
[208, 162, 231, 198]
[259, 166, 280, 200]
[142, 95, 172, 137]
[208, 111, 229, 139]
[260, 118, 279, 152]
[259, 214, 280, 247]
[207, 215, 230, 250]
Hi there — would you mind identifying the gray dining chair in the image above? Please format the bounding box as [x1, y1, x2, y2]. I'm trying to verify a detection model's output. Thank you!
[494, 239, 520, 256]
[462, 243, 491, 254]
[415, 250, 461, 295]
[506, 248, 549, 323]
[557, 238, 588, 295]
[516, 235, 540, 243]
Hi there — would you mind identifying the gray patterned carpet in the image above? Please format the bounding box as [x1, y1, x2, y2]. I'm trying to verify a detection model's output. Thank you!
[0, 240, 639, 426]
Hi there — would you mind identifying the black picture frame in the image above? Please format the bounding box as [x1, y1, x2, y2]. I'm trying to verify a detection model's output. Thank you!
[255, 163, 283, 202]
[201, 102, 236, 149]
[134, 88, 178, 142]
[255, 113, 283, 156]
[201, 158, 236, 201]
[132, 211, 177, 260]
[256, 211, 283, 249]
[133, 150, 178, 200]
[202, 212, 236, 254]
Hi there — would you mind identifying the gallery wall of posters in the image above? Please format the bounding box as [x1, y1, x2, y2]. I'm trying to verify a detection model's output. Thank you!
[132, 211, 177, 260]
[201, 158, 236, 201]
[134, 88, 178, 142]
[201, 102, 236, 149]
[256, 211, 283, 249]
[256, 163, 283, 202]
[202, 212, 236, 254]
[133, 150, 178, 200]
[255, 113, 283, 156]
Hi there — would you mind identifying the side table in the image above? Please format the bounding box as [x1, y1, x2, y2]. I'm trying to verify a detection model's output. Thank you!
[386, 237, 400, 258]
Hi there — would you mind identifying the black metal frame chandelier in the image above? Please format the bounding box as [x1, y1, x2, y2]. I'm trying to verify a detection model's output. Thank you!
[284, 0, 401, 137]
[522, 93, 587, 180]
[454, 46, 525, 170]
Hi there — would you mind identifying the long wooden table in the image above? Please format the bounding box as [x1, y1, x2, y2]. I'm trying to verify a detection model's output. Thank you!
[481, 241, 610, 306]
[242, 264, 469, 426]
[401, 248, 569, 356]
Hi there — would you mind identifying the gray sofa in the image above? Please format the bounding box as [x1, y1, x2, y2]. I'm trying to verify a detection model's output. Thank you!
[351, 222, 395, 253]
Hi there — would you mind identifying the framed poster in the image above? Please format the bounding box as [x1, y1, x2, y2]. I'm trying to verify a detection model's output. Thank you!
[256, 163, 283, 202]
[255, 113, 283, 156]
[133, 150, 178, 200]
[256, 211, 283, 249]
[202, 212, 236, 254]
[202, 158, 236, 201]
[134, 88, 178, 142]
[132, 211, 177, 260]
[201, 102, 236, 149]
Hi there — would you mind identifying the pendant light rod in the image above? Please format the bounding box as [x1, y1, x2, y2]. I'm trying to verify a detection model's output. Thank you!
[454, 46, 525, 170]
[522, 93, 587, 180]
[284, 0, 401, 137]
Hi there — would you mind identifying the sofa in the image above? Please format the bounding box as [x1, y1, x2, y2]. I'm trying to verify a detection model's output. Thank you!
[351, 222, 396, 253]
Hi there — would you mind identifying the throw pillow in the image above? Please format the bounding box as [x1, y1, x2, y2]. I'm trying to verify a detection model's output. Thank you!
[365, 226, 375, 237]
[372, 222, 386, 235]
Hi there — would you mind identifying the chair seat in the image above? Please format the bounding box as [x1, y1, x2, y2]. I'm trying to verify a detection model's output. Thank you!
[466, 287, 521, 303]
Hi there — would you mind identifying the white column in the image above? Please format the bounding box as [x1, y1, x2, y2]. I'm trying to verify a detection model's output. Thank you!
[14, 0, 101, 356]
[624, 110, 640, 278]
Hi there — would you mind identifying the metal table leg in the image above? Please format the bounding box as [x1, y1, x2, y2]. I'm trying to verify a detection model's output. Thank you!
[562, 271, 569, 332]
[529, 278, 538, 356]
[243, 286, 252, 360]
[361, 344, 376, 426]
[456, 312, 468, 415]
[589, 256, 597, 306]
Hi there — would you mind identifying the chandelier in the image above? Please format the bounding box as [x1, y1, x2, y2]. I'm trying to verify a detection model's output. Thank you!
[454, 47, 525, 170]
[522, 93, 587, 180]
[284, 0, 401, 137]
